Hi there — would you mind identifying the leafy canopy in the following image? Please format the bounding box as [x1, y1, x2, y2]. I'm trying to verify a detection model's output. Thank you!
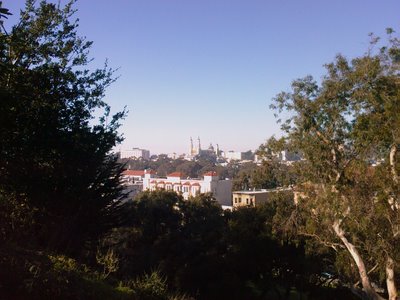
[0, 0, 127, 253]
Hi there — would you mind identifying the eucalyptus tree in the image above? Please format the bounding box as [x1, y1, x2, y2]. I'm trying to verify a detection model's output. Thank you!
[271, 30, 400, 300]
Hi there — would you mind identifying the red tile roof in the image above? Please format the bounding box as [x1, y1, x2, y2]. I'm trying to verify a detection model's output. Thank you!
[167, 172, 183, 178]
[122, 169, 155, 176]
[203, 171, 218, 176]
[191, 182, 200, 187]
[182, 182, 191, 185]
[122, 170, 145, 176]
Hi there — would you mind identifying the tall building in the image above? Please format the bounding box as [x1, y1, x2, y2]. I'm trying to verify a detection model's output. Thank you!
[119, 147, 150, 160]
[223, 150, 243, 161]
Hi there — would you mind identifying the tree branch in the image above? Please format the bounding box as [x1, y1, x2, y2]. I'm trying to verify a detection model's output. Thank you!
[312, 126, 343, 183]
[298, 231, 345, 252]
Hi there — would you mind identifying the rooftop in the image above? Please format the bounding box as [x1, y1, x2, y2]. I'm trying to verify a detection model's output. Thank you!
[167, 172, 183, 178]
[233, 188, 292, 195]
[203, 171, 218, 177]
[122, 169, 155, 176]
[122, 170, 145, 176]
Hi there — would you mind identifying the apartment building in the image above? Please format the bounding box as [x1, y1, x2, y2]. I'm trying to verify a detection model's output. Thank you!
[142, 171, 232, 206]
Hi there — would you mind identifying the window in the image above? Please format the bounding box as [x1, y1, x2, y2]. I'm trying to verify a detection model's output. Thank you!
[246, 198, 249, 204]
[234, 197, 237, 203]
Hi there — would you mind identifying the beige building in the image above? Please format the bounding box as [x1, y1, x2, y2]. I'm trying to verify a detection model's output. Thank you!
[232, 188, 292, 208]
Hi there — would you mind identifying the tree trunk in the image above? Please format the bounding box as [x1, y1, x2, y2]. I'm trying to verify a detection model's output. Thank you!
[388, 144, 399, 300]
[390, 144, 398, 185]
[332, 220, 385, 300]
[386, 256, 398, 300]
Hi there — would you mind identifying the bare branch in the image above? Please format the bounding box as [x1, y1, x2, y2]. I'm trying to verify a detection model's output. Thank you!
[298, 231, 345, 252]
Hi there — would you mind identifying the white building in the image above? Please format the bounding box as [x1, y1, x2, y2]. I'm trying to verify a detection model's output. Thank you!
[121, 169, 155, 200]
[142, 171, 232, 206]
[121, 169, 155, 184]
[223, 150, 243, 161]
[120, 148, 150, 160]
[254, 150, 301, 164]
[280, 150, 301, 162]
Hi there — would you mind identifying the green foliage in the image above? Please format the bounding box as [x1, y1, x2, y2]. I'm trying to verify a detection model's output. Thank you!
[0, 191, 36, 244]
[231, 159, 298, 191]
[2, 1, 392, 299]
[129, 270, 168, 300]
[96, 247, 120, 279]
[103, 190, 338, 299]
[50, 254, 80, 273]
[0, 0, 126, 253]
[122, 156, 214, 179]
[0, 247, 134, 300]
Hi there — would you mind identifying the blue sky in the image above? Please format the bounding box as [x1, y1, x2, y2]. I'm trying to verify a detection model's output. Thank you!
[5, 0, 400, 154]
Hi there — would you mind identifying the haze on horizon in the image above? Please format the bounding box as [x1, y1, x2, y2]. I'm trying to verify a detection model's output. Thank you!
[5, 0, 400, 155]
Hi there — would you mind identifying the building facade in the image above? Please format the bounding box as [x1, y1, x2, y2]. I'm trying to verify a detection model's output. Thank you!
[232, 188, 292, 208]
[223, 150, 243, 161]
[121, 169, 156, 200]
[142, 171, 232, 206]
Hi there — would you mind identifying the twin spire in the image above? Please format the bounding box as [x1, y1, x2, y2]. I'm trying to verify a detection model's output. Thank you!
[189, 136, 201, 156]
[189, 137, 220, 157]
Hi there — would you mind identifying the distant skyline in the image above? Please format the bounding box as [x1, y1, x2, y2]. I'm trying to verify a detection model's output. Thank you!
[5, 1, 400, 154]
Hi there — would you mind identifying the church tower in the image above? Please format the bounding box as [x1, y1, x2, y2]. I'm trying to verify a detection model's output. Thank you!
[197, 136, 201, 154]
[189, 137, 195, 156]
